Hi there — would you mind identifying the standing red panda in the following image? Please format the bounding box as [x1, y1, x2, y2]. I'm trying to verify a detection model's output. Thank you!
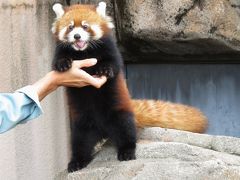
[51, 2, 207, 172]
[52, 2, 137, 172]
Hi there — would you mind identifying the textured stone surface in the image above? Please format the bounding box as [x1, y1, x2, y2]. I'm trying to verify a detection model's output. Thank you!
[55, 128, 240, 180]
[139, 128, 240, 156]
[114, 0, 240, 57]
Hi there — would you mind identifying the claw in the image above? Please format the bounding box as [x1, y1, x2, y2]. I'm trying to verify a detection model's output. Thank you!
[95, 66, 114, 78]
[53, 58, 72, 72]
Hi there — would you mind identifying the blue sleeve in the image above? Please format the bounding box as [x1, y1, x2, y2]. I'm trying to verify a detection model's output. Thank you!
[0, 85, 43, 133]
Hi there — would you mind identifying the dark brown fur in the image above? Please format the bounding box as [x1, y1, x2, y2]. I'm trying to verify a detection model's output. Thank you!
[52, 4, 137, 173]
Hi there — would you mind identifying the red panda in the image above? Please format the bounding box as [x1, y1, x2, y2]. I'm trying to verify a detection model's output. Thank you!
[52, 2, 137, 172]
[51, 2, 207, 172]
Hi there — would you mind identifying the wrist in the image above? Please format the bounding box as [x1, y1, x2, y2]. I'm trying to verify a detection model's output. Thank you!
[32, 71, 59, 101]
[45, 71, 60, 91]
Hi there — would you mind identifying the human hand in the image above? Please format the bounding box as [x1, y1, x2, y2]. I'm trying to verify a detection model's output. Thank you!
[54, 58, 107, 89]
[33, 58, 107, 101]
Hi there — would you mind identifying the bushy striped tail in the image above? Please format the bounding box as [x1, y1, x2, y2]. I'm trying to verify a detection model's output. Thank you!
[132, 99, 207, 133]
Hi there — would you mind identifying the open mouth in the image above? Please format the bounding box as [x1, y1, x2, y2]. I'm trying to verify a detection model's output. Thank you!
[73, 40, 87, 50]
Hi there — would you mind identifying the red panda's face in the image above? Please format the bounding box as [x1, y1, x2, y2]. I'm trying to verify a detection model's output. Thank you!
[52, 2, 114, 51]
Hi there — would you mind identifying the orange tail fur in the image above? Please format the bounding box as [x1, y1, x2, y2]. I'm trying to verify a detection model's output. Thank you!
[132, 99, 207, 133]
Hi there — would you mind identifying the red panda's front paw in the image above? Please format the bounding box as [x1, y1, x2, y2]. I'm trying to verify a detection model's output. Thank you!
[52, 58, 72, 72]
[95, 66, 114, 78]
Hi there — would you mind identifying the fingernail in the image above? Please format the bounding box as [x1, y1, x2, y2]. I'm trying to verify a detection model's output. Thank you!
[90, 58, 97, 65]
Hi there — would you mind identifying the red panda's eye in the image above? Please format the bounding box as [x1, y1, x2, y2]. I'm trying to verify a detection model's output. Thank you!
[69, 25, 74, 31]
[82, 25, 89, 31]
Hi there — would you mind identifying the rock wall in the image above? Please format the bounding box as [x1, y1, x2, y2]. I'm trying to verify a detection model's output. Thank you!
[113, 0, 240, 61]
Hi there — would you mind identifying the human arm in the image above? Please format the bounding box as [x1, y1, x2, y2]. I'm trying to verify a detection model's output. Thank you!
[0, 86, 43, 133]
[0, 58, 107, 133]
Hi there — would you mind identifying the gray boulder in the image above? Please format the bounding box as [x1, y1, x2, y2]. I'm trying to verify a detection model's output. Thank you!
[55, 128, 240, 180]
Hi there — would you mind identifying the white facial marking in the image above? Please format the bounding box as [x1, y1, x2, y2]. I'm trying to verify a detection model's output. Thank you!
[82, 20, 89, 26]
[58, 26, 67, 41]
[105, 16, 115, 29]
[96, 2, 106, 17]
[52, 3, 65, 19]
[68, 27, 90, 42]
[91, 25, 103, 40]
[68, 27, 90, 51]
[107, 22, 115, 29]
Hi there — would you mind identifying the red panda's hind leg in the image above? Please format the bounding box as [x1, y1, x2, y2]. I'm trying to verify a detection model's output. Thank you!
[106, 110, 137, 161]
[68, 126, 102, 172]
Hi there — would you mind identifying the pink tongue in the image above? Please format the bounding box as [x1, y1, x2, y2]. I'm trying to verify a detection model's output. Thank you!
[76, 41, 86, 48]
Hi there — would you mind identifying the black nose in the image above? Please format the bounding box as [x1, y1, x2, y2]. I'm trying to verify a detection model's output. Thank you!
[74, 34, 81, 40]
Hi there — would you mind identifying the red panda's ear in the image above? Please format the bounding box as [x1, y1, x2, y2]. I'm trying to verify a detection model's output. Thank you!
[52, 3, 65, 19]
[96, 2, 106, 17]
[96, 2, 115, 29]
